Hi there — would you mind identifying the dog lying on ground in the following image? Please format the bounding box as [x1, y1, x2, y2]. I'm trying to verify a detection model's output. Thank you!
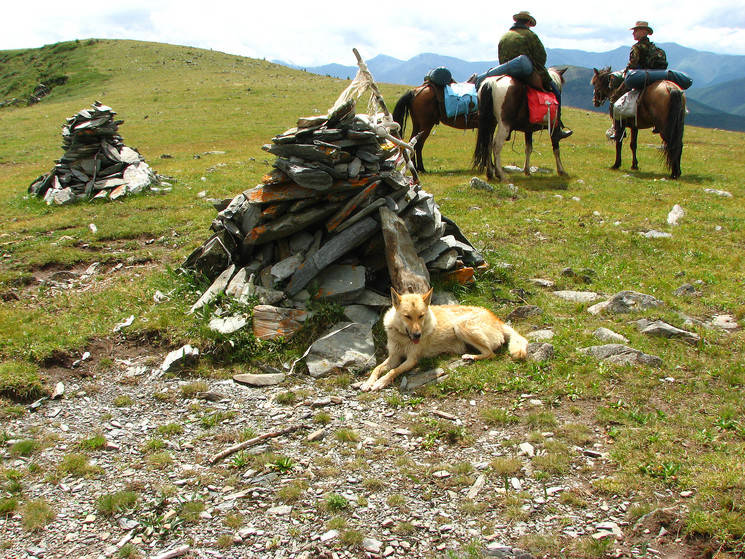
[361, 287, 528, 391]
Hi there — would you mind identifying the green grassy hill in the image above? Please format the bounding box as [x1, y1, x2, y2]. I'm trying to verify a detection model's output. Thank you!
[1, 39, 744, 556]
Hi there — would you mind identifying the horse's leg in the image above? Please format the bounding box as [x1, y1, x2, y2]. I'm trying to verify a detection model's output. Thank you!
[612, 122, 623, 169]
[551, 129, 568, 177]
[410, 122, 430, 173]
[630, 127, 639, 170]
[491, 123, 510, 182]
[524, 131, 533, 175]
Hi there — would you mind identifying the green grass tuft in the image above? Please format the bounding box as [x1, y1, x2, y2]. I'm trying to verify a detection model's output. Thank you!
[0, 361, 46, 402]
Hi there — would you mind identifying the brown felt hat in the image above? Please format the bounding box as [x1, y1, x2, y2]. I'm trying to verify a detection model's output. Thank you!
[513, 11, 536, 27]
[630, 21, 653, 34]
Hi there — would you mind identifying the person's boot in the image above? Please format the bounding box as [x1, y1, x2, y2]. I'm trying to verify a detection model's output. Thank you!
[556, 106, 572, 139]
[558, 120, 573, 139]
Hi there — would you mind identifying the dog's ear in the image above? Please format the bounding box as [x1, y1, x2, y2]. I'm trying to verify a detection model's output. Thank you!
[390, 287, 402, 308]
[422, 287, 433, 306]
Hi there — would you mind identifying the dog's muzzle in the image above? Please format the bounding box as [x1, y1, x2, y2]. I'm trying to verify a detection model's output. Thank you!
[409, 331, 421, 344]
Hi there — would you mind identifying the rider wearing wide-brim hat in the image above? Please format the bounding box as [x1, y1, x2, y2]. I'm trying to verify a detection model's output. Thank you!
[498, 11, 572, 139]
[627, 21, 663, 70]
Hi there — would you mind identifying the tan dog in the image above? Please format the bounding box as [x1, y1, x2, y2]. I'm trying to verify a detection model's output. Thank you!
[361, 287, 528, 391]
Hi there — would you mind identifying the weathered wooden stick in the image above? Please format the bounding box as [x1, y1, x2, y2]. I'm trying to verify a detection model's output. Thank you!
[209, 424, 308, 465]
[151, 545, 190, 559]
[352, 48, 419, 184]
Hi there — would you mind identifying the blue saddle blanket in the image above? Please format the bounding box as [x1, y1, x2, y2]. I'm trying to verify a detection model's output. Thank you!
[444, 82, 478, 118]
[625, 69, 693, 90]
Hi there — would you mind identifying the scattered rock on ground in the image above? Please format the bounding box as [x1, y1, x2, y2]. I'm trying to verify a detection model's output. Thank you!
[593, 327, 629, 344]
[161, 344, 199, 372]
[703, 188, 732, 198]
[639, 230, 672, 239]
[579, 344, 662, 367]
[603, 291, 664, 314]
[507, 305, 542, 320]
[552, 290, 600, 303]
[667, 204, 684, 225]
[526, 329, 554, 341]
[673, 283, 702, 297]
[527, 342, 554, 362]
[233, 372, 286, 386]
[305, 322, 375, 377]
[638, 319, 701, 345]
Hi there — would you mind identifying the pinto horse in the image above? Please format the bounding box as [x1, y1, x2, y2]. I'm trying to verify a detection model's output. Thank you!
[591, 67, 685, 179]
[472, 68, 568, 182]
[392, 84, 478, 172]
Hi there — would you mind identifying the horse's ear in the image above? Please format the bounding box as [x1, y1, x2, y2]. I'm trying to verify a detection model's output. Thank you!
[557, 67, 567, 77]
[593, 68, 599, 75]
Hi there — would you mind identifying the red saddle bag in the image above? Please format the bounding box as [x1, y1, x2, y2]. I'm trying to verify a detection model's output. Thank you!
[526, 88, 558, 125]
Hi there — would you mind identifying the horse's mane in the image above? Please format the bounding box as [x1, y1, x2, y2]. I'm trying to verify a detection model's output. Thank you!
[548, 67, 567, 87]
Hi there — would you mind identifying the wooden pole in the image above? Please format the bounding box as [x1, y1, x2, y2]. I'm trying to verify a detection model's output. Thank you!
[352, 48, 419, 184]
[208, 424, 309, 465]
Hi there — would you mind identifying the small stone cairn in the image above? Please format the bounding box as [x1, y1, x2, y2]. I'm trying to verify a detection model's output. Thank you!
[184, 86, 484, 341]
[28, 101, 162, 204]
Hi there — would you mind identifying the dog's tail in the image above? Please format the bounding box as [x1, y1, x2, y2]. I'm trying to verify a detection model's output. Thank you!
[503, 324, 528, 360]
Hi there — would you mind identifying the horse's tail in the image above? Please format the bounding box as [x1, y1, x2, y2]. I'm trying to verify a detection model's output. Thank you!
[392, 90, 414, 137]
[663, 88, 685, 177]
[473, 81, 497, 172]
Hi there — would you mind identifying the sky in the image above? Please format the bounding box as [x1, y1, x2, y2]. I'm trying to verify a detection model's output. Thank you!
[2, 1, 745, 67]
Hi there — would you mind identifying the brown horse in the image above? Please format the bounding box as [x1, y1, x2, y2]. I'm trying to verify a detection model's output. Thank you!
[591, 67, 685, 179]
[392, 84, 478, 172]
[472, 68, 568, 182]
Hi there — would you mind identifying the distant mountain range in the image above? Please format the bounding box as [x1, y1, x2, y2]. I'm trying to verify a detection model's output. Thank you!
[275, 43, 745, 132]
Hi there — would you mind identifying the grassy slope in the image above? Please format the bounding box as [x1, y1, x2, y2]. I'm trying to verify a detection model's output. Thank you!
[1, 39, 745, 552]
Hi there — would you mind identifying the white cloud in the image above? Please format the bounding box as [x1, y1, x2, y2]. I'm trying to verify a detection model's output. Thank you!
[2, 0, 745, 65]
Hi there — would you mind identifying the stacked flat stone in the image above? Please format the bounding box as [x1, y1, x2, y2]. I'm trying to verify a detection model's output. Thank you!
[183, 99, 484, 335]
[28, 101, 160, 204]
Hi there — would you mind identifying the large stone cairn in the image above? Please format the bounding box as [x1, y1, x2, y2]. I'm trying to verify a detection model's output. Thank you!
[183, 98, 484, 338]
[28, 101, 161, 205]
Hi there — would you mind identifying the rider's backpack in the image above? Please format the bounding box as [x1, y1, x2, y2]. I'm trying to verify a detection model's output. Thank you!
[648, 42, 668, 70]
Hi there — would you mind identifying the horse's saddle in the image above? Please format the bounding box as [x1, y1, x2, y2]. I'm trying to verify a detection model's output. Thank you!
[420, 65, 479, 121]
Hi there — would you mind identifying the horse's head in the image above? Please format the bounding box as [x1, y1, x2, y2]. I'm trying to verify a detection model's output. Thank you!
[549, 67, 568, 91]
[591, 67, 613, 107]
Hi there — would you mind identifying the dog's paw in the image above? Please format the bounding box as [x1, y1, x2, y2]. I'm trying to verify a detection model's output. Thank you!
[370, 377, 391, 391]
[461, 354, 477, 362]
[511, 349, 527, 360]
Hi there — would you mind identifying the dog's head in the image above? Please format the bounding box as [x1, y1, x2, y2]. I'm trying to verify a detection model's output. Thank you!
[390, 287, 433, 344]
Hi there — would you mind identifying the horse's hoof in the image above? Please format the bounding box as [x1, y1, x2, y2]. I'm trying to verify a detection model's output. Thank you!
[631, 165, 639, 170]
[558, 171, 569, 177]
[611, 165, 620, 170]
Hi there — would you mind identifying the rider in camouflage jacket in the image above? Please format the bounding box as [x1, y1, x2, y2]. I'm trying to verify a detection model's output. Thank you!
[498, 11, 572, 139]
[627, 36, 658, 70]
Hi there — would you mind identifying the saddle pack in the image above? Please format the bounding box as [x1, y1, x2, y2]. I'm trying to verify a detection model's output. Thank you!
[444, 82, 478, 118]
[612, 90, 641, 120]
[526, 88, 558, 126]
[624, 69, 692, 90]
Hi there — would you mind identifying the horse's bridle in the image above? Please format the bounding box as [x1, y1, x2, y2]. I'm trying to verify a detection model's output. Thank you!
[593, 74, 612, 107]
